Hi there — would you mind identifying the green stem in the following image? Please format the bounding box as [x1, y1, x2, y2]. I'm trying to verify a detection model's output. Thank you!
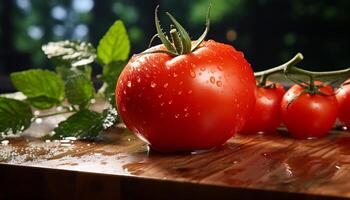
[170, 28, 183, 54]
[35, 109, 75, 119]
[285, 66, 350, 78]
[284, 62, 350, 91]
[148, 5, 211, 56]
[97, 82, 108, 96]
[254, 53, 304, 86]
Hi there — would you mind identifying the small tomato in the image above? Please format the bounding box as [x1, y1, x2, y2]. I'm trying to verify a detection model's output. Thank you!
[240, 82, 285, 134]
[336, 79, 350, 128]
[281, 82, 338, 139]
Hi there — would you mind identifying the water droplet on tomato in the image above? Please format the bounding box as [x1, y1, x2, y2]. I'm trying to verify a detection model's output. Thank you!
[160, 102, 164, 106]
[137, 77, 141, 83]
[174, 114, 180, 119]
[184, 113, 189, 117]
[158, 94, 163, 98]
[163, 83, 169, 88]
[200, 67, 205, 71]
[178, 91, 183, 95]
[210, 76, 216, 84]
[179, 81, 183, 85]
[127, 81, 132, 88]
[184, 106, 188, 111]
[122, 106, 126, 112]
[123, 90, 127, 95]
[173, 73, 178, 78]
[189, 70, 196, 78]
[150, 82, 157, 88]
[216, 81, 222, 87]
[168, 100, 173, 105]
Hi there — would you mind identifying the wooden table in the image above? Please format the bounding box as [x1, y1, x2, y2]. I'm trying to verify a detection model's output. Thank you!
[1, 127, 350, 199]
[1, 96, 350, 199]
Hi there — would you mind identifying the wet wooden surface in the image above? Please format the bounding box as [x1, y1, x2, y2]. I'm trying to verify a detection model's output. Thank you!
[0, 94, 350, 199]
[1, 126, 350, 199]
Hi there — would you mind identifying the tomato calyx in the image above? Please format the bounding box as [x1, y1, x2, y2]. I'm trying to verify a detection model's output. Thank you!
[144, 5, 212, 56]
[284, 61, 350, 108]
[255, 53, 304, 88]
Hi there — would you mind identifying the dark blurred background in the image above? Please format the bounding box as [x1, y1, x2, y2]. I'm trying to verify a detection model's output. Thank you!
[1, 0, 350, 92]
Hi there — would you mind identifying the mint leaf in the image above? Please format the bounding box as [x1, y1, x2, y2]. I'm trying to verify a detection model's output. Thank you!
[97, 20, 130, 65]
[65, 74, 95, 107]
[42, 40, 96, 67]
[56, 65, 92, 81]
[99, 61, 126, 105]
[53, 110, 103, 139]
[0, 97, 33, 134]
[52, 107, 119, 140]
[10, 69, 65, 109]
[27, 96, 63, 110]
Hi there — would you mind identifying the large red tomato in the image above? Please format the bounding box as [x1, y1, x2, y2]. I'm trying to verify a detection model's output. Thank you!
[116, 40, 256, 152]
[240, 82, 285, 134]
[281, 82, 338, 139]
[336, 79, 350, 128]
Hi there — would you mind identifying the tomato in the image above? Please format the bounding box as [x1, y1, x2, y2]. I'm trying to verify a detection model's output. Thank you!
[240, 82, 285, 134]
[116, 40, 256, 152]
[336, 79, 350, 128]
[281, 82, 338, 139]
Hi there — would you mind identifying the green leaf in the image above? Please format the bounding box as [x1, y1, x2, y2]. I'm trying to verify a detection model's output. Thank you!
[56, 65, 92, 81]
[98, 61, 126, 105]
[97, 20, 130, 65]
[42, 40, 96, 67]
[10, 69, 65, 109]
[0, 97, 33, 135]
[27, 96, 62, 110]
[65, 74, 95, 107]
[52, 107, 118, 140]
[53, 110, 103, 139]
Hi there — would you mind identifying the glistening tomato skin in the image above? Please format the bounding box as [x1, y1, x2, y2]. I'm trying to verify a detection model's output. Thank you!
[281, 82, 338, 139]
[116, 40, 256, 152]
[240, 82, 285, 134]
[336, 79, 350, 128]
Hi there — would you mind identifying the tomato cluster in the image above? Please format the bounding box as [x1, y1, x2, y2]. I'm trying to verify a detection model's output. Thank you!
[239, 55, 350, 139]
[115, 6, 350, 152]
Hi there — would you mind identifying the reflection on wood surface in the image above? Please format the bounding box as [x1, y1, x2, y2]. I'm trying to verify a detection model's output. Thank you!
[1, 125, 350, 199]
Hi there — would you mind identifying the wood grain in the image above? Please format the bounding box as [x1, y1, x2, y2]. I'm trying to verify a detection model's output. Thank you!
[0, 95, 349, 199]
[1, 126, 350, 199]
